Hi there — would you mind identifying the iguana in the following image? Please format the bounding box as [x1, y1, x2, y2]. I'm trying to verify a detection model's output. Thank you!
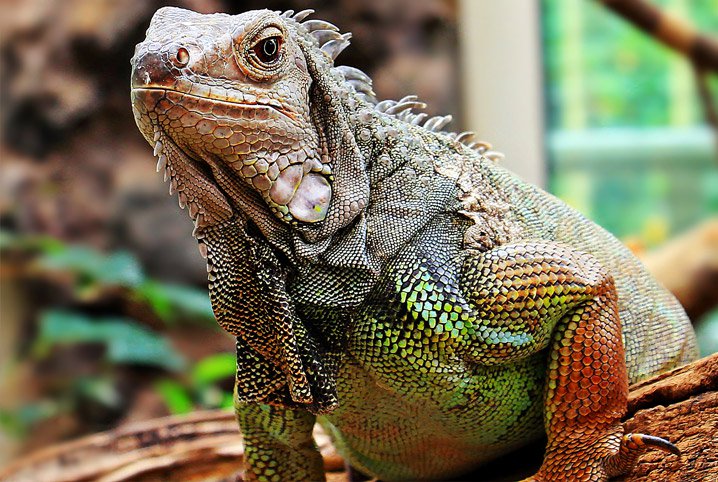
[130, 7, 698, 481]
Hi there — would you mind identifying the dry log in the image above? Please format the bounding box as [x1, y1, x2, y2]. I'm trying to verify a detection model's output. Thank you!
[2, 354, 716, 482]
[0, 410, 245, 482]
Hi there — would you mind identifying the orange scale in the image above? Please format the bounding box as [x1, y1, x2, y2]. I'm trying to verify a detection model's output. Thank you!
[571, 351, 584, 362]
[578, 406, 591, 417]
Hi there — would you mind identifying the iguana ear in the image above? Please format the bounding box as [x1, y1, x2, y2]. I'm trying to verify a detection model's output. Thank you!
[296, 40, 370, 244]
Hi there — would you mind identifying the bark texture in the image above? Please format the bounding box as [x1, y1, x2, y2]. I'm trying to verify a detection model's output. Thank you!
[616, 352, 718, 481]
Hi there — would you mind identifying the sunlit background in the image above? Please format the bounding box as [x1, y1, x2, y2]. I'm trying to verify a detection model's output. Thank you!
[1, 0, 716, 469]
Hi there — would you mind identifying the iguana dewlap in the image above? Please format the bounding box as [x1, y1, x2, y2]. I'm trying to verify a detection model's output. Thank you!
[130, 7, 698, 481]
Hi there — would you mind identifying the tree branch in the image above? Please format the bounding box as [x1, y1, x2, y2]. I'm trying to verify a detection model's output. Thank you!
[599, 0, 718, 73]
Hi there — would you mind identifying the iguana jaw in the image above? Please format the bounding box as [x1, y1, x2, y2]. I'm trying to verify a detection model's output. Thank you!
[131, 78, 333, 224]
[131, 87, 234, 240]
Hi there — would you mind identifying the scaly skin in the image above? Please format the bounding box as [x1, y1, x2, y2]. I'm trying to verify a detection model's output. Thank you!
[130, 7, 698, 481]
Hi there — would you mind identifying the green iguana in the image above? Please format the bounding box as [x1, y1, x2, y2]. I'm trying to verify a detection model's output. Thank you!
[130, 7, 698, 481]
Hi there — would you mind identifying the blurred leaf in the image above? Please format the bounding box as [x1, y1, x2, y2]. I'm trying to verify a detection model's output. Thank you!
[137, 281, 215, 324]
[38, 246, 144, 288]
[155, 379, 193, 414]
[100, 251, 145, 287]
[192, 353, 235, 386]
[2, 231, 214, 325]
[0, 230, 66, 254]
[0, 401, 60, 438]
[221, 392, 234, 409]
[0, 230, 17, 250]
[197, 385, 225, 409]
[154, 353, 234, 413]
[36, 311, 185, 371]
[75, 377, 122, 409]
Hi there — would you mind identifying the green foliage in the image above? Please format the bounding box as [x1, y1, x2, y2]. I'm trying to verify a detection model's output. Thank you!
[137, 281, 215, 324]
[35, 239, 214, 324]
[542, 0, 718, 130]
[35, 311, 186, 371]
[0, 375, 127, 438]
[2, 229, 214, 325]
[74, 376, 123, 410]
[0, 231, 65, 253]
[0, 401, 60, 438]
[155, 379, 194, 414]
[192, 352, 236, 386]
[154, 352, 236, 414]
[1, 230, 231, 439]
[39, 246, 144, 289]
[542, 0, 718, 244]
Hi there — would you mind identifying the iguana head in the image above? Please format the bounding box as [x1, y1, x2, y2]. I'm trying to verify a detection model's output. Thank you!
[131, 7, 370, 240]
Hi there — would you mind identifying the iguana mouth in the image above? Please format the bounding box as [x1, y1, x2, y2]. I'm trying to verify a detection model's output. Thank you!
[131, 86, 297, 122]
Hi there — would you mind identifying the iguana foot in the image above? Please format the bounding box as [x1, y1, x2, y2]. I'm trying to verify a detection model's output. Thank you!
[520, 429, 680, 481]
[605, 432, 680, 477]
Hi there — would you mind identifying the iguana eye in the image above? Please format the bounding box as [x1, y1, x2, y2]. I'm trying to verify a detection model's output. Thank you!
[254, 36, 281, 64]
[175, 47, 189, 67]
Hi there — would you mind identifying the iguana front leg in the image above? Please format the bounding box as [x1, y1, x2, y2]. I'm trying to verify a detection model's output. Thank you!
[235, 399, 324, 482]
[401, 242, 676, 480]
[205, 219, 334, 481]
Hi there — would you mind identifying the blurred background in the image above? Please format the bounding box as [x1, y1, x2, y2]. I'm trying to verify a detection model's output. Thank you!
[1, 0, 717, 470]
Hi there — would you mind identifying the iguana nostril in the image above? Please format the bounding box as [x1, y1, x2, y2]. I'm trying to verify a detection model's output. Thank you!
[175, 47, 190, 67]
[130, 46, 184, 88]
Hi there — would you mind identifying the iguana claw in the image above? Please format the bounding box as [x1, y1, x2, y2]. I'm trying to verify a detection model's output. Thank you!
[522, 431, 681, 481]
[605, 432, 680, 477]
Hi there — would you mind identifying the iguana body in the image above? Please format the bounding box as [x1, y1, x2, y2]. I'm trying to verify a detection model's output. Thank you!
[130, 8, 698, 481]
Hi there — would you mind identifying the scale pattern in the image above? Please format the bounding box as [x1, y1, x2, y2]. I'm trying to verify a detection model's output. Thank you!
[129, 7, 699, 482]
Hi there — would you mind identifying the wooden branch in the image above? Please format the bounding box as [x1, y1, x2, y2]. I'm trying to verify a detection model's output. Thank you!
[694, 68, 718, 154]
[2, 354, 716, 481]
[0, 411, 246, 482]
[599, 0, 718, 73]
[617, 352, 718, 480]
[639, 218, 718, 321]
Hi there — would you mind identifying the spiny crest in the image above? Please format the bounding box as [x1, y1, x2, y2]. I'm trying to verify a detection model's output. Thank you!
[281, 9, 503, 161]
